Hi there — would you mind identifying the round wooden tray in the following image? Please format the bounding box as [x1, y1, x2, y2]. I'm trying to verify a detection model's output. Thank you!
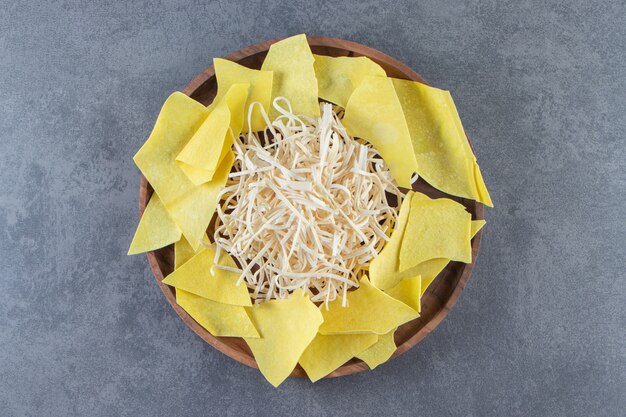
[139, 36, 484, 379]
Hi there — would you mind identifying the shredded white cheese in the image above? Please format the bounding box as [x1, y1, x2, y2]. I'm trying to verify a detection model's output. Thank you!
[213, 97, 406, 306]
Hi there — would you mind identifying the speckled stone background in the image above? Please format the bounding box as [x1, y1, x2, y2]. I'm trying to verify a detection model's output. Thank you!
[1, 1, 624, 416]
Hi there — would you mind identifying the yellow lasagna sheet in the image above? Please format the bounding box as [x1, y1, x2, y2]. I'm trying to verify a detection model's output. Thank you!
[356, 329, 397, 370]
[369, 191, 414, 290]
[176, 84, 249, 185]
[244, 291, 323, 387]
[398, 192, 472, 272]
[319, 276, 418, 335]
[211, 58, 273, 132]
[133, 92, 234, 250]
[385, 276, 421, 313]
[128, 193, 181, 255]
[313, 54, 386, 108]
[176, 289, 259, 338]
[261, 34, 319, 118]
[299, 333, 377, 382]
[392, 78, 493, 206]
[168, 150, 233, 250]
[371, 190, 483, 293]
[342, 76, 418, 188]
[395, 218, 486, 296]
[174, 234, 210, 270]
[162, 247, 251, 307]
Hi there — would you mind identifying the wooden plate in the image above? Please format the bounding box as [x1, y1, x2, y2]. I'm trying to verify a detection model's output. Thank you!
[138, 36, 484, 379]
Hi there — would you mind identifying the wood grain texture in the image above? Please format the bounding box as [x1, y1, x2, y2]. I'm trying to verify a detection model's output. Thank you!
[138, 36, 484, 379]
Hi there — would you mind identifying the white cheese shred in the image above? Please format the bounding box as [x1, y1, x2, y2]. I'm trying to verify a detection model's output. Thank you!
[213, 97, 406, 307]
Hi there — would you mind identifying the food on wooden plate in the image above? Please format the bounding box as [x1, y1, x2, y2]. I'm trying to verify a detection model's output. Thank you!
[129, 34, 492, 387]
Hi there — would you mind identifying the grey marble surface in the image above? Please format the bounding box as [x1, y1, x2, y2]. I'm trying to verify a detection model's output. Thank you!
[1, 1, 624, 416]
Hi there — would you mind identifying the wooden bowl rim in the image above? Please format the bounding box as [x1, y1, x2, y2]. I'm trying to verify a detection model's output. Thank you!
[139, 35, 484, 379]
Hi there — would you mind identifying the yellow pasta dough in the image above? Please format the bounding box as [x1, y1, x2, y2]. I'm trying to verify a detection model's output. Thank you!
[313, 54, 386, 107]
[173, 234, 211, 269]
[261, 34, 319, 118]
[356, 329, 397, 370]
[133, 92, 234, 250]
[211, 58, 273, 132]
[244, 291, 323, 387]
[176, 289, 259, 338]
[369, 191, 414, 290]
[319, 276, 419, 335]
[299, 333, 377, 382]
[385, 275, 421, 313]
[471, 219, 486, 236]
[128, 192, 181, 255]
[176, 84, 248, 185]
[398, 192, 472, 272]
[392, 78, 493, 206]
[133, 93, 206, 202]
[395, 218, 487, 296]
[342, 76, 418, 188]
[162, 247, 252, 307]
[170, 150, 234, 250]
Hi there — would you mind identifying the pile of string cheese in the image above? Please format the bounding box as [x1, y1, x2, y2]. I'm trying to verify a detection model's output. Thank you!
[213, 98, 406, 306]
